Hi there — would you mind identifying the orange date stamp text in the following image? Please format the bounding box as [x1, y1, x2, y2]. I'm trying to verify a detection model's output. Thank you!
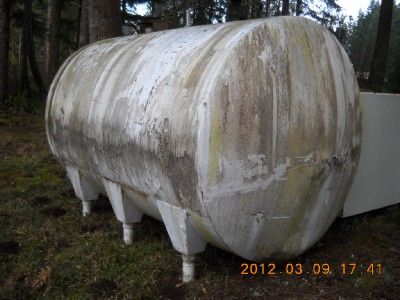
[240, 262, 383, 276]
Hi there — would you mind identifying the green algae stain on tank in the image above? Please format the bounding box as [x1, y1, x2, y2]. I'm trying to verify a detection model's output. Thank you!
[208, 101, 224, 185]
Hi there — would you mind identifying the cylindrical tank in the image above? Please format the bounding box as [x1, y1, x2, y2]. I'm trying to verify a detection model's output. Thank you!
[46, 16, 361, 261]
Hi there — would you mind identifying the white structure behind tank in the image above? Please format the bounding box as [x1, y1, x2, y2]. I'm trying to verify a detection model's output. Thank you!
[342, 93, 400, 217]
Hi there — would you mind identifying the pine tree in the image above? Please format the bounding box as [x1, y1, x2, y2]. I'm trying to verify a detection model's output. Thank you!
[369, 0, 394, 91]
[0, 0, 10, 106]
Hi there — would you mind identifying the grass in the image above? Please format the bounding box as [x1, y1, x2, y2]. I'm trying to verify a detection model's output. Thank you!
[0, 113, 399, 299]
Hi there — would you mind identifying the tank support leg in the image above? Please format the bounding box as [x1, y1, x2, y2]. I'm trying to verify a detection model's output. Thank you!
[82, 200, 92, 216]
[102, 179, 143, 245]
[156, 201, 206, 282]
[182, 254, 196, 283]
[123, 223, 134, 245]
[66, 166, 98, 216]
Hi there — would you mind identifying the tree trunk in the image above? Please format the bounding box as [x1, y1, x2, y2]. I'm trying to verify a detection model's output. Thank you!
[121, 0, 127, 30]
[20, 1, 30, 93]
[25, 0, 45, 92]
[0, 0, 10, 106]
[227, 0, 245, 21]
[296, 0, 302, 16]
[250, 1, 264, 18]
[276, 0, 281, 16]
[152, 0, 163, 18]
[79, 0, 89, 47]
[266, 0, 271, 17]
[151, 0, 168, 31]
[76, 0, 82, 49]
[282, 0, 290, 15]
[368, 0, 394, 91]
[360, 31, 374, 79]
[45, 0, 62, 85]
[184, 0, 190, 26]
[87, 0, 121, 43]
[193, 1, 211, 25]
[257, 1, 264, 18]
[121, 0, 127, 17]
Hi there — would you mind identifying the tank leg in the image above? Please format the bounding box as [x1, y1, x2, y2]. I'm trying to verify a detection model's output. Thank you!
[123, 223, 134, 245]
[102, 179, 143, 245]
[82, 200, 92, 216]
[156, 201, 206, 282]
[66, 166, 98, 216]
[182, 254, 196, 283]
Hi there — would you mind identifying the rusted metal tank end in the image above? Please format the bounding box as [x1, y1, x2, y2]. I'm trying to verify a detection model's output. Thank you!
[66, 166, 98, 216]
[157, 201, 207, 282]
[102, 179, 144, 245]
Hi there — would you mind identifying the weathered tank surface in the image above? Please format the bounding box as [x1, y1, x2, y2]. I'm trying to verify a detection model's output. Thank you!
[46, 16, 361, 280]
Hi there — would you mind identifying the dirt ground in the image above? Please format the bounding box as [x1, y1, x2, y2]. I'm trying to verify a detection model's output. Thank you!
[0, 114, 399, 299]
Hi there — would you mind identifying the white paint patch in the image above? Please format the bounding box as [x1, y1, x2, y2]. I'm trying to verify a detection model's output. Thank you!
[206, 158, 290, 198]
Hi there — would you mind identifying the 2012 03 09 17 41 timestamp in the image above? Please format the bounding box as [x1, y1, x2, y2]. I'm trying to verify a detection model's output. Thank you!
[240, 263, 383, 276]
